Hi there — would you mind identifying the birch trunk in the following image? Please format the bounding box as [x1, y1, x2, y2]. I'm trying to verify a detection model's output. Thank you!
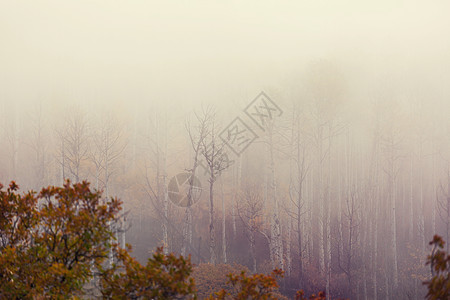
[209, 173, 216, 265]
[286, 218, 291, 277]
[221, 179, 227, 263]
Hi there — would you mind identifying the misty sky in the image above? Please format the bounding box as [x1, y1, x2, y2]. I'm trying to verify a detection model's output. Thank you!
[2, 0, 450, 113]
[2, 3, 450, 298]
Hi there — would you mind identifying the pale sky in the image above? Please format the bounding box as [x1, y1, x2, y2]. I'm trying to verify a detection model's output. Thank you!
[1, 0, 450, 112]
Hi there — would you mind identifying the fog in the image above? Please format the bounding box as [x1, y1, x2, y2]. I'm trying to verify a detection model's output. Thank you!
[1, 1, 450, 298]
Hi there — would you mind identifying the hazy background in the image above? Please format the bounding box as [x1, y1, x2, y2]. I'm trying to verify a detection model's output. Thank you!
[2, 1, 450, 299]
[2, 0, 450, 111]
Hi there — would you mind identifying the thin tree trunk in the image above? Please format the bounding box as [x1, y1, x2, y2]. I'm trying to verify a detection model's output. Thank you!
[181, 207, 192, 257]
[298, 186, 303, 285]
[325, 125, 333, 300]
[318, 125, 325, 274]
[409, 153, 414, 241]
[418, 141, 425, 253]
[209, 176, 216, 264]
[221, 179, 227, 263]
[251, 226, 257, 273]
[286, 218, 291, 277]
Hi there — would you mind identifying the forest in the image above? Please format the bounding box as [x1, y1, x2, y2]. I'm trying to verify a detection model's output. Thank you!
[2, 1, 450, 299]
[1, 74, 450, 299]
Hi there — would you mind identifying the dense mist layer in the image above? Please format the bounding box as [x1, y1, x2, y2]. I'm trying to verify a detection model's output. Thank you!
[1, 1, 450, 298]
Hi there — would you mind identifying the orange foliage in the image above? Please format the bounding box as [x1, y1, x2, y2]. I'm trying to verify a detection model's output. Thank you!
[208, 268, 286, 300]
[0, 180, 121, 298]
[424, 235, 450, 299]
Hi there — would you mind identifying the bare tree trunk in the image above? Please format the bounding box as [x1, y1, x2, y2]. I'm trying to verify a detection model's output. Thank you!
[265, 141, 275, 269]
[362, 208, 368, 300]
[373, 189, 378, 300]
[445, 172, 450, 254]
[6, 106, 20, 181]
[308, 174, 314, 265]
[298, 188, 303, 285]
[156, 115, 169, 254]
[372, 133, 380, 300]
[268, 123, 283, 270]
[317, 125, 325, 274]
[221, 179, 227, 263]
[181, 207, 192, 257]
[381, 125, 399, 294]
[61, 138, 66, 183]
[409, 153, 414, 241]
[286, 217, 292, 277]
[162, 173, 169, 254]
[338, 139, 344, 275]
[121, 220, 126, 249]
[418, 141, 425, 253]
[232, 156, 242, 238]
[231, 199, 236, 239]
[432, 140, 437, 236]
[251, 225, 257, 273]
[384, 256, 389, 300]
[325, 125, 333, 300]
[391, 166, 398, 290]
[209, 171, 216, 265]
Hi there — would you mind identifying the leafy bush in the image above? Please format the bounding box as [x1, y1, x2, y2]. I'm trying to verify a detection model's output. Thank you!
[0, 181, 121, 298]
[0, 180, 326, 299]
[424, 235, 450, 299]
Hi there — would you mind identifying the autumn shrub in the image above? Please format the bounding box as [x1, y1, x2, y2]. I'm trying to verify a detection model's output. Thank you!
[295, 290, 326, 300]
[0, 180, 121, 298]
[0, 180, 328, 299]
[100, 246, 196, 299]
[192, 263, 249, 298]
[208, 269, 287, 300]
[424, 235, 450, 299]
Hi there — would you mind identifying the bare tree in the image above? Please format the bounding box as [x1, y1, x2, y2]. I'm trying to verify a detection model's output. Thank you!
[89, 111, 127, 266]
[438, 170, 450, 254]
[142, 109, 170, 253]
[55, 107, 89, 183]
[262, 117, 284, 271]
[27, 103, 50, 189]
[306, 61, 345, 300]
[237, 182, 265, 273]
[287, 105, 310, 288]
[199, 109, 230, 265]
[183, 108, 210, 257]
[380, 98, 402, 292]
[3, 103, 20, 181]
[220, 177, 227, 263]
[338, 187, 361, 298]
[90, 111, 126, 198]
